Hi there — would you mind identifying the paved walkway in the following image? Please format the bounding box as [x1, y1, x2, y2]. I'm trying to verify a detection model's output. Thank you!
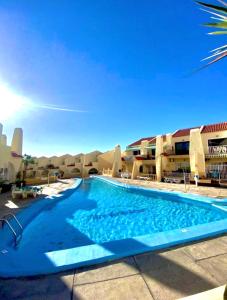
[114, 177, 227, 198]
[0, 179, 226, 300]
[0, 179, 75, 219]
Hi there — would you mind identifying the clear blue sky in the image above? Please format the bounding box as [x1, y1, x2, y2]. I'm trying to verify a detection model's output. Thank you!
[0, 0, 226, 156]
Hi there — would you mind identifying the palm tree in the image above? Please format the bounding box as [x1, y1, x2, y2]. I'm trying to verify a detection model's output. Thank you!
[196, 1, 227, 66]
[22, 154, 35, 181]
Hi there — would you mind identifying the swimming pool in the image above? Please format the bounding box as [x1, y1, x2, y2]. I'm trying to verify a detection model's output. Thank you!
[0, 176, 227, 277]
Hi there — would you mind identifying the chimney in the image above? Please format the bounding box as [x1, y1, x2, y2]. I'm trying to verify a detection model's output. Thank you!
[0, 134, 7, 146]
[0, 123, 3, 137]
[11, 128, 23, 155]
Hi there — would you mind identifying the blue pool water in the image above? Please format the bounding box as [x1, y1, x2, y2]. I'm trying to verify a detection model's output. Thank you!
[0, 177, 227, 277]
[17, 178, 227, 252]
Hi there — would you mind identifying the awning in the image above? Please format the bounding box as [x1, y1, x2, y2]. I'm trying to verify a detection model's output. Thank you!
[145, 145, 156, 149]
[126, 147, 141, 151]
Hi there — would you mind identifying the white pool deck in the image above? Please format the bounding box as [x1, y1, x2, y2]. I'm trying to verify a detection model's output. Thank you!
[0, 178, 226, 300]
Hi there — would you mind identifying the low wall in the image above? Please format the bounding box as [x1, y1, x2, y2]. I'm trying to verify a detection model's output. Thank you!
[25, 176, 57, 185]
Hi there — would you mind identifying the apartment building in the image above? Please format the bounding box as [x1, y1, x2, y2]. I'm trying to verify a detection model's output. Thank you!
[25, 145, 122, 181]
[123, 122, 227, 183]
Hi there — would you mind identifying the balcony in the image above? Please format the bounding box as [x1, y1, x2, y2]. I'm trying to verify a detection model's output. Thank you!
[156, 142, 190, 157]
[162, 149, 189, 157]
[122, 155, 135, 162]
[122, 154, 155, 162]
[208, 145, 227, 156]
[135, 155, 155, 160]
[206, 145, 227, 159]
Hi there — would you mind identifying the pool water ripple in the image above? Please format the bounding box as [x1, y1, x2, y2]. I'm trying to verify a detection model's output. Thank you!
[16, 178, 227, 253]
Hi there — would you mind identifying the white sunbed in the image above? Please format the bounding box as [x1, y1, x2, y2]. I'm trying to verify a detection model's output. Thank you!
[121, 172, 131, 179]
[12, 188, 37, 199]
[137, 175, 150, 181]
[164, 177, 182, 184]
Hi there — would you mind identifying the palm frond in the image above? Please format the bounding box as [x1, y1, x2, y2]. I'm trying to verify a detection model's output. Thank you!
[206, 51, 227, 64]
[211, 44, 227, 51]
[196, 1, 227, 14]
[200, 8, 227, 19]
[196, 1, 227, 67]
[204, 21, 227, 28]
[217, 0, 227, 6]
[208, 30, 227, 34]
[201, 46, 227, 60]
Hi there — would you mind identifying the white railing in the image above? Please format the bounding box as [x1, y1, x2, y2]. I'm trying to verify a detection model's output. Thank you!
[208, 145, 227, 155]
[122, 155, 135, 162]
[121, 172, 132, 179]
[163, 172, 192, 179]
[206, 164, 227, 180]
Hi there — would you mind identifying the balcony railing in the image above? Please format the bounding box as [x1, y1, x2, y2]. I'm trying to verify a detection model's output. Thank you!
[122, 154, 155, 162]
[208, 145, 227, 155]
[135, 155, 155, 160]
[163, 171, 191, 178]
[122, 155, 134, 162]
[163, 150, 189, 156]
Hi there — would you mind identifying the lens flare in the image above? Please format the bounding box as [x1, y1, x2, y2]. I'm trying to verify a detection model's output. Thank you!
[0, 84, 27, 121]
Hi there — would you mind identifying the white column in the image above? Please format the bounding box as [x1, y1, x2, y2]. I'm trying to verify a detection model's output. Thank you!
[111, 145, 122, 177]
[189, 128, 206, 177]
[155, 135, 163, 182]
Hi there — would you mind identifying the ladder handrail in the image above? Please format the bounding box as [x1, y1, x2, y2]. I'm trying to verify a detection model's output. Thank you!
[0, 214, 23, 247]
[0, 219, 18, 239]
[3, 214, 23, 230]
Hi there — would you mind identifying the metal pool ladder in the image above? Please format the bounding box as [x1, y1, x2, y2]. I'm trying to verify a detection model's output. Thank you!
[0, 214, 23, 246]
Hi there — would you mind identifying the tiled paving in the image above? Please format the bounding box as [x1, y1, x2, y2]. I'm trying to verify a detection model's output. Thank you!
[0, 180, 226, 299]
[0, 179, 75, 219]
[114, 177, 227, 198]
[1, 238, 226, 300]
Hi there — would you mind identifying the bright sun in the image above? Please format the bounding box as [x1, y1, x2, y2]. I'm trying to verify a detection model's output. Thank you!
[0, 84, 27, 122]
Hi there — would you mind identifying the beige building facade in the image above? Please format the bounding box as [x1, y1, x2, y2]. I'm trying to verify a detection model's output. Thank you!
[25, 146, 122, 182]
[123, 122, 227, 183]
[2, 119, 226, 186]
[0, 123, 23, 182]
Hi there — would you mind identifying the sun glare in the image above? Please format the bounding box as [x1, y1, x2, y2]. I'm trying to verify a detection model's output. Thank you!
[0, 84, 27, 121]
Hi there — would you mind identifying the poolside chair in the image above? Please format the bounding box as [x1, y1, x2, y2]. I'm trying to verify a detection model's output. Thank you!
[12, 188, 26, 199]
[121, 172, 131, 179]
[12, 187, 38, 199]
[137, 175, 150, 181]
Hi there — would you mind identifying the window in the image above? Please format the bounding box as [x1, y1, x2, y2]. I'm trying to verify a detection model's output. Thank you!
[208, 138, 227, 146]
[139, 165, 143, 173]
[133, 150, 140, 156]
[175, 142, 189, 155]
[175, 162, 190, 173]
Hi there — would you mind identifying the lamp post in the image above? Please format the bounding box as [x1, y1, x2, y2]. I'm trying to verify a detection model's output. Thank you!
[48, 170, 50, 187]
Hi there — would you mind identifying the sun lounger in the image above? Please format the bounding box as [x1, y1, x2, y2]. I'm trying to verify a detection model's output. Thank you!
[137, 176, 150, 181]
[12, 189, 27, 199]
[121, 172, 131, 179]
[164, 177, 183, 184]
[12, 187, 38, 199]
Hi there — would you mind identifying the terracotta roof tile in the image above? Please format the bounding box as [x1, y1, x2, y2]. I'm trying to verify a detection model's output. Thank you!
[172, 127, 200, 137]
[128, 137, 155, 147]
[149, 137, 156, 144]
[127, 121, 227, 148]
[201, 122, 227, 133]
